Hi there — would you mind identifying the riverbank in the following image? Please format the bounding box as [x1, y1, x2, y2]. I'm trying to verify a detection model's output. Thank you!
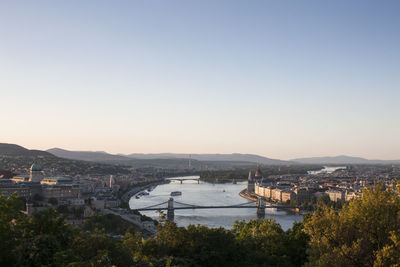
[120, 180, 170, 203]
[239, 189, 258, 202]
[240, 189, 303, 215]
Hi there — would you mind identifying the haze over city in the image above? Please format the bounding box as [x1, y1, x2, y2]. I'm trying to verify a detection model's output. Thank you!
[1, 0, 399, 160]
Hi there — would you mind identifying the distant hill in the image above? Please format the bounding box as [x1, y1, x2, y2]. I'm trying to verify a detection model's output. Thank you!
[292, 155, 400, 165]
[46, 148, 289, 169]
[126, 153, 289, 165]
[47, 148, 133, 163]
[0, 143, 54, 158]
[47, 148, 196, 168]
[0, 143, 131, 175]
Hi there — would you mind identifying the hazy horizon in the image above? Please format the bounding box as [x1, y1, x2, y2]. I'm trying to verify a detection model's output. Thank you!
[1, 1, 399, 160]
[1, 143, 397, 161]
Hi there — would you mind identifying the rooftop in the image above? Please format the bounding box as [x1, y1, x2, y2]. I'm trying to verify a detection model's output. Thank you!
[42, 177, 73, 182]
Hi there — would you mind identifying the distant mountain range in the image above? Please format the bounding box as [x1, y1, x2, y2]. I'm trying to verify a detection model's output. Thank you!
[47, 148, 203, 168]
[1, 144, 399, 169]
[124, 153, 288, 165]
[292, 155, 400, 165]
[47, 148, 289, 166]
[47, 148, 132, 163]
[47, 148, 400, 166]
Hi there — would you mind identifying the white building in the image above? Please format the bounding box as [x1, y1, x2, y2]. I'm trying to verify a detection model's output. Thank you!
[326, 190, 344, 202]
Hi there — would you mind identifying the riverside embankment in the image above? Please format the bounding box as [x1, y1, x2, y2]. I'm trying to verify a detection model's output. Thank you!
[239, 189, 258, 202]
[121, 180, 169, 203]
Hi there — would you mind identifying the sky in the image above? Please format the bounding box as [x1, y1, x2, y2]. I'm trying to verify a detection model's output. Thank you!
[0, 0, 399, 160]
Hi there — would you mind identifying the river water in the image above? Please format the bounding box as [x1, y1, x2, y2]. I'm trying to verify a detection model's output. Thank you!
[129, 177, 302, 230]
[307, 166, 347, 174]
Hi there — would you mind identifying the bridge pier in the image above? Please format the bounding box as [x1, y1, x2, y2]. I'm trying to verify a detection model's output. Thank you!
[257, 197, 265, 219]
[197, 179, 200, 184]
[167, 197, 174, 221]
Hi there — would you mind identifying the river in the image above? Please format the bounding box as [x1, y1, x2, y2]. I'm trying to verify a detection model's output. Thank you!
[129, 177, 302, 231]
[307, 166, 347, 174]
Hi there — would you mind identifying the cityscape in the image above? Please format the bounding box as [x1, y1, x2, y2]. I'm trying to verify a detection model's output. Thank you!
[1, 1, 400, 266]
[0, 142, 399, 265]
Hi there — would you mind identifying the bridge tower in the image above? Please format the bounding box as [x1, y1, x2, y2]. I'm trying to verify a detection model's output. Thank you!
[167, 197, 174, 221]
[256, 197, 265, 218]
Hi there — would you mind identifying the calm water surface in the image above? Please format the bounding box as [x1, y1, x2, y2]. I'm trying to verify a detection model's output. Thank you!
[129, 177, 302, 230]
[308, 166, 346, 174]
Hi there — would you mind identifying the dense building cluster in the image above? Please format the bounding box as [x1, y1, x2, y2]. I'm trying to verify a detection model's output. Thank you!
[0, 163, 80, 200]
[0, 162, 164, 231]
[247, 166, 399, 205]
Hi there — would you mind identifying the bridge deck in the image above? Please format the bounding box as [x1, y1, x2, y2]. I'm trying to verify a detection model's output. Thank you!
[134, 205, 297, 211]
[168, 178, 200, 180]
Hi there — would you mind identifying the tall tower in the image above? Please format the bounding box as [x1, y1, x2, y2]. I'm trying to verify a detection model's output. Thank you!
[109, 175, 114, 188]
[29, 163, 43, 183]
[247, 171, 255, 193]
[254, 166, 263, 181]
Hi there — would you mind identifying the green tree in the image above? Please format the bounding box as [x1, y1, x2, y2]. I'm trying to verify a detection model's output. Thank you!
[304, 184, 400, 267]
[83, 214, 135, 235]
[232, 219, 295, 266]
[0, 194, 26, 265]
[316, 194, 330, 206]
[48, 197, 58, 206]
[33, 193, 43, 202]
[64, 229, 131, 266]
[14, 208, 75, 266]
[374, 230, 400, 266]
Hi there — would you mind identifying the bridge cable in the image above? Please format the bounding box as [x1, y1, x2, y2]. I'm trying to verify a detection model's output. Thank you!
[138, 201, 168, 210]
[174, 201, 197, 207]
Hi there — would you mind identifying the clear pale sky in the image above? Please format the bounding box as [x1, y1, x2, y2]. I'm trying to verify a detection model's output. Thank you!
[1, 0, 399, 160]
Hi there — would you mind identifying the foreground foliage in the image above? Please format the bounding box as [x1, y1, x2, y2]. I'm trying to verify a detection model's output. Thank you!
[304, 184, 400, 267]
[123, 219, 308, 266]
[83, 214, 136, 235]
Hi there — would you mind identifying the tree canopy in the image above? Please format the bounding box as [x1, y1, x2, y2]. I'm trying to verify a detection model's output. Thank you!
[304, 183, 400, 266]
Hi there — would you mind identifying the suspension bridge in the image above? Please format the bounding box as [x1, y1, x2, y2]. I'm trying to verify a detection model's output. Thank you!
[131, 198, 299, 220]
[166, 176, 201, 184]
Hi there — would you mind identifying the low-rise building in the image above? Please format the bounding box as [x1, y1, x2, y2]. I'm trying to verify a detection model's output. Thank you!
[41, 184, 81, 199]
[68, 198, 85, 206]
[11, 175, 30, 183]
[345, 190, 357, 201]
[264, 186, 272, 199]
[326, 190, 344, 202]
[271, 188, 282, 202]
[294, 188, 311, 203]
[41, 177, 73, 185]
[281, 190, 295, 203]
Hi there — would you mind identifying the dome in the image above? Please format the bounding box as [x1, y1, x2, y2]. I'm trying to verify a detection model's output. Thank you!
[30, 163, 42, 172]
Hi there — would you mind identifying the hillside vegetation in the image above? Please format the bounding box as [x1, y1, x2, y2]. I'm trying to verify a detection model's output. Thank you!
[0, 143, 131, 175]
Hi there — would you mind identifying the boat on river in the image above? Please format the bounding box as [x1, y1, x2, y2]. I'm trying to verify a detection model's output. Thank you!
[170, 191, 182, 196]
